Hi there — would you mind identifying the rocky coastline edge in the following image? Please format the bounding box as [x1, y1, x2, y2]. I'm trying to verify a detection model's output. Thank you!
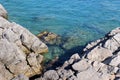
[0, 4, 120, 80]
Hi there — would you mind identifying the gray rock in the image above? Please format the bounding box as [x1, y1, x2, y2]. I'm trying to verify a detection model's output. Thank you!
[12, 74, 29, 80]
[104, 33, 120, 52]
[0, 39, 26, 65]
[86, 46, 113, 62]
[0, 61, 13, 80]
[1, 3, 120, 80]
[83, 39, 104, 52]
[0, 74, 7, 80]
[76, 67, 100, 80]
[76, 61, 116, 80]
[43, 70, 59, 80]
[57, 69, 74, 79]
[0, 4, 48, 79]
[109, 54, 120, 67]
[27, 53, 42, 76]
[0, 17, 48, 54]
[76, 67, 114, 80]
[40, 28, 120, 80]
[72, 59, 90, 72]
[68, 75, 77, 80]
[108, 27, 120, 36]
[68, 53, 81, 64]
[21, 29, 48, 54]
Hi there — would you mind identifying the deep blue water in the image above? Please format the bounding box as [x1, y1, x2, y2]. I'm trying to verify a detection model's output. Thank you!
[1, 0, 120, 61]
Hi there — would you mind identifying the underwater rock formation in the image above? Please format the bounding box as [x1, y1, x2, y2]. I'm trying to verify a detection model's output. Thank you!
[37, 31, 62, 45]
[37, 28, 120, 80]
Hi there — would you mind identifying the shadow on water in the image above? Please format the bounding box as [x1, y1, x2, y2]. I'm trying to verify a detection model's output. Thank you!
[45, 45, 85, 70]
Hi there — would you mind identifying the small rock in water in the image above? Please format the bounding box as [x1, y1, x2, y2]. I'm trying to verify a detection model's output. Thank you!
[37, 31, 62, 45]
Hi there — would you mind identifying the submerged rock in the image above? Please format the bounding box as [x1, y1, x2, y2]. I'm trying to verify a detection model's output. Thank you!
[62, 36, 79, 50]
[37, 31, 62, 45]
[38, 27, 120, 80]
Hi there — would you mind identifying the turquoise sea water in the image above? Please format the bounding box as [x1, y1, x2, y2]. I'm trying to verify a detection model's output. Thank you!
[1, 0, 120, 62]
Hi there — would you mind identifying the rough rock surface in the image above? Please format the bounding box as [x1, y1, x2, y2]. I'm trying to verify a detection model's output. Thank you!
[0, 4, 48, 80]
[11, 74, 29, 80]
[37, 27, 120, 80]
[39, 53, 119, 80]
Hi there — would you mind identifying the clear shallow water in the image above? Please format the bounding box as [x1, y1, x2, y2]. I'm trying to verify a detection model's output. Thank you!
[1, 0, 120, 62]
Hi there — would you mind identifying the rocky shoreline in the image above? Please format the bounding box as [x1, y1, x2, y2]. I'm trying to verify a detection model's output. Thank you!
[0, 4, 120, 80]
[38, 27, 120, 80]
[0, 4, 48, 80]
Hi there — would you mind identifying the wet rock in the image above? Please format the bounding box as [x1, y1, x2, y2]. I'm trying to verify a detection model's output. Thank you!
[43, 46, 64, 66]
[37, 31, 62, 45]
[62, 36, 79, 50]
[0, 4, 7, 19]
